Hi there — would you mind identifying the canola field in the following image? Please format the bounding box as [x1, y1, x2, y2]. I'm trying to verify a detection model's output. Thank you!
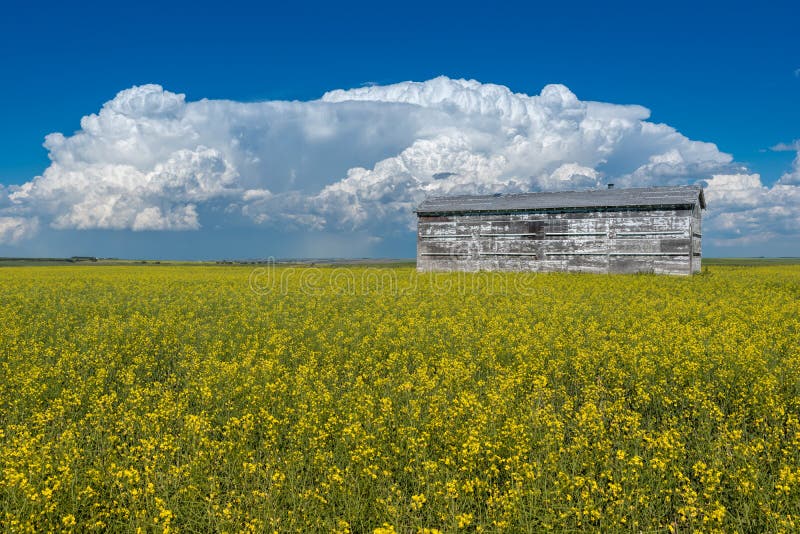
[1, 264, 799, 533]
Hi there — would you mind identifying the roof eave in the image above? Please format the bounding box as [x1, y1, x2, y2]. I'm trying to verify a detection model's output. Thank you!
[416, 202, 699, 216]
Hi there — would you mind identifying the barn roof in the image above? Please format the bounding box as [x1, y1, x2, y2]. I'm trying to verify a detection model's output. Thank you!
[416, 185, 706, 214]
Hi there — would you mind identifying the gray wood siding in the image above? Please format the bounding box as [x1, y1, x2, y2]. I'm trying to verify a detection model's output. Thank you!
[417, 208, 699, 275]
[691, 203, 702, 273]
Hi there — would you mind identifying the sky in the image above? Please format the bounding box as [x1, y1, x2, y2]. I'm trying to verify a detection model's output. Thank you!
[0, 0, 798, 259]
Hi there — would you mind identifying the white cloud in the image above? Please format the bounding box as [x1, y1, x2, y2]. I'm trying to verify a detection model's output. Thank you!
[0, 217, 39, 244]
[2, 76, 800, 251]
[703, 173, 800, 245]
[768, 139, 800, 187]
[10, 145, 235, 231]
[778, 152, 800, 186]
[771, 140, 800, 152]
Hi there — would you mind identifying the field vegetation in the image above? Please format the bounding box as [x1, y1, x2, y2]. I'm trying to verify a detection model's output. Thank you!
[1, 264, 799, 532]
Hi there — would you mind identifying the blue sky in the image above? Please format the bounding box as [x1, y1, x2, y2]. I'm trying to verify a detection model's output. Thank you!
[1, 0, 798, 258]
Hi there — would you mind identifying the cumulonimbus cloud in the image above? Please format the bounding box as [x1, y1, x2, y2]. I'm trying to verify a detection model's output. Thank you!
[2, 76, 799, 248]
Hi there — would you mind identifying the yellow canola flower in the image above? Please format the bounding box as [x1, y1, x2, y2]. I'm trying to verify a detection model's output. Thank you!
[0, 263, 797, 532]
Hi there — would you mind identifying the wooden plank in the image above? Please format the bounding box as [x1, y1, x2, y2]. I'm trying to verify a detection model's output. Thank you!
[417, 206, 701, 275]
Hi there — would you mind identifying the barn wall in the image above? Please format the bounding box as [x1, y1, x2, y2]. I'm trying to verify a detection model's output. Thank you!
[691, 203, 702, 273]
[417, 208, 698, 275]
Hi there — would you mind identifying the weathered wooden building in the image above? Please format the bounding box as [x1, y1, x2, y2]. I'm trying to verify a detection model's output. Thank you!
[416, 185, 705, 275]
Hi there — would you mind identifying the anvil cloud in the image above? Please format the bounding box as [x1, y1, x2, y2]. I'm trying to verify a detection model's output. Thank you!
[2, 77, 798, 250]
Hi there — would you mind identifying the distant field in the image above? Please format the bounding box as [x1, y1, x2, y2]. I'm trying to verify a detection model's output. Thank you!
[2, 256, 799, 269]
[701, 257, 800, 266]
[0, 258, 201, 267]
[0, 258, 417, 268]
[1, 265, 799, 532]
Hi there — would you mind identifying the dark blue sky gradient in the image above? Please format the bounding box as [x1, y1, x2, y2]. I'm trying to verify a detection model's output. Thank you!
[0, 0, 797, 258]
